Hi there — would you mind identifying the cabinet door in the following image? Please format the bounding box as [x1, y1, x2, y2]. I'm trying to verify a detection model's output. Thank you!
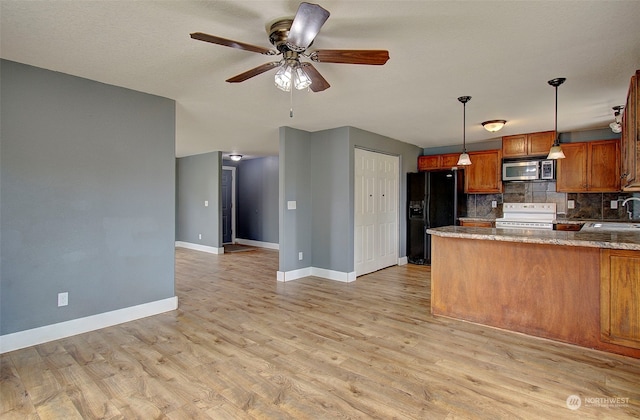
[418, 155, 440, 171]
[601, 249, 640, 349]
[528, 131, 555, 156]
[441, 153, 460, 168]
[556, 143, 588, 192]
[622, 71, 639, 189]
[465, 150, 503, 193]
[501, 134, 528, 158]
[460, 220, 493, 228]
[588, 140, 620, 192]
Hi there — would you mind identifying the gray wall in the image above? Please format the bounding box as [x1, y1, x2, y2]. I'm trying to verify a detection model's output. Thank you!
[236, 156, 279, 244]
[1, 60, 176, 335]
[279, 127, 313, 272]
[176, 152, 222, 248]
[279, 126, 422, 275]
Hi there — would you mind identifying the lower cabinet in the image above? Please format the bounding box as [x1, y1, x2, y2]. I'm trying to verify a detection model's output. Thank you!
[600, 249, 640, 349]
[460, 220, 494, 228]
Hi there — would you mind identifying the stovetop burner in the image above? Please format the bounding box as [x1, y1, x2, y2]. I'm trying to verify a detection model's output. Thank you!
[496, 202, 556, 230]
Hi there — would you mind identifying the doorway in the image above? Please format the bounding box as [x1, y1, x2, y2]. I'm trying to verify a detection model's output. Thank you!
[222, 166, 236, 244]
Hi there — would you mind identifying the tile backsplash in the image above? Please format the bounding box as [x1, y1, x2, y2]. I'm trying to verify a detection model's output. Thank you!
[466, 181, 639, 221]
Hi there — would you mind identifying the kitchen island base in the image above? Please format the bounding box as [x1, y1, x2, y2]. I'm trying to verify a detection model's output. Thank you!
[431, 234, 640, 358]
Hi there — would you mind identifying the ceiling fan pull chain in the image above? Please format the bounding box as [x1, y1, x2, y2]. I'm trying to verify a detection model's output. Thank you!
[290, 86, 294, 118]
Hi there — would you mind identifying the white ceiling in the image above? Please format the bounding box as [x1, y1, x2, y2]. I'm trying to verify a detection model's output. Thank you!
[2, 1, 640, 158]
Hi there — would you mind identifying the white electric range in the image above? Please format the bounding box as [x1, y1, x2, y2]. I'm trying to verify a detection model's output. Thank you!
[495, 202, 557, 230]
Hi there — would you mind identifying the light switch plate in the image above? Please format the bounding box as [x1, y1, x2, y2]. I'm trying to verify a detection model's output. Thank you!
[58, 292, 68, 307]
[287, 201, 296, 210]
[204, 200, 208, 207]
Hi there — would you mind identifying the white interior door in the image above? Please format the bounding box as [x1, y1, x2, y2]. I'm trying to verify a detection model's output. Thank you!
[354, 148, 399, 277]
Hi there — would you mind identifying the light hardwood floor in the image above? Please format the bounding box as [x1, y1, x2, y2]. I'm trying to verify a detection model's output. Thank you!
[2, 247, 640, 419]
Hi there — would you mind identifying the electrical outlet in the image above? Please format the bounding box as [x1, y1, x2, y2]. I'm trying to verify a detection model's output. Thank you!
[204, 200, 208, 207]
[567, 200, 575, 209]
[58, 292, 68, 307]
[611, 200, 618, 209]
[298, 252, 303, 260]
[198, 234, 202, 240]
[491, 200, 497, 209]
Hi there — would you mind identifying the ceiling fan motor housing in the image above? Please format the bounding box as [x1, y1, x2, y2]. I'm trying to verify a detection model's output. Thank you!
[269, 19, 312, 53]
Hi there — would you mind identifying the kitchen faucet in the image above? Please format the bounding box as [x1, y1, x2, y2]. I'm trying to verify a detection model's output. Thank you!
[621, 197, 640, 219]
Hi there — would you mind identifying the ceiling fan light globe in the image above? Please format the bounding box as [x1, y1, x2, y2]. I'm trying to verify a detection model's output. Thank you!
[294, 66, 312, 90]
[274, 65, 292, 92]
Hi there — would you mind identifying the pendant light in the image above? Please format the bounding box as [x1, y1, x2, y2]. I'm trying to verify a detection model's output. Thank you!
[547, 77, 566, 159]
[457, 96, 472, 166]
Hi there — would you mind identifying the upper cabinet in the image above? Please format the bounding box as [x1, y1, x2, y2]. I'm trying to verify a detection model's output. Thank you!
[418, 153, 460, 171]
[465, 150, 503, 194]
[556, 140, 620, 192]
[621, 70, 640, 191]
[502, 131, 555, 158]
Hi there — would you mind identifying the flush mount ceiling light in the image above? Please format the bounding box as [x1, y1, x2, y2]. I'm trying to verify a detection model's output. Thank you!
[610, 105, 624, 134]
[482, 120, 507, 133]
[547, 77, 567, 160]
[457, 96, 472, 166]
[229, 154, 243, 161]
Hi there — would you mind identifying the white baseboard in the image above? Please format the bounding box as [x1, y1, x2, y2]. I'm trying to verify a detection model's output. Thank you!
[398, 256, 408, 266]
[277, 267, 356, 283]
[175, 241, 224, 254]
[235, 238, 279, 250]
[0, 296, 178, 354]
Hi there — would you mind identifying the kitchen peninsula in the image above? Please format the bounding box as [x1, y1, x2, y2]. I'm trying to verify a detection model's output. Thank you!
[428, 226, 640, 358]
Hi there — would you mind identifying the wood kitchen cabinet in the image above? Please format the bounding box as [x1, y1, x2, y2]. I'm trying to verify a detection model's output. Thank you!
[418, 153, 460, 171]
[465, 149, 503, 193]
[556, 139, 620, 192]
[502, 131, 555, 158]
[460, 220, 494, 228]
[621, 69, 640, 190]
[601, 249, 640, 350]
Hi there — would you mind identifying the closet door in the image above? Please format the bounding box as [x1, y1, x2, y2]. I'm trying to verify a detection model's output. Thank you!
[354, 148, 399, 277]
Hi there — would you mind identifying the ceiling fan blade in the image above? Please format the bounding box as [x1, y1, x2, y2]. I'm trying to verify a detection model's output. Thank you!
[300, 63, 330, 92]
[226, 62, 280, 83]
[286, 2, 330, 52]
[311, 50, 390, 65]
[190, 32, 275, 55]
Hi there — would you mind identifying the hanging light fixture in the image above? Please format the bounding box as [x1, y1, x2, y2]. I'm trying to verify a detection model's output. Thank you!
[482, 119, 507, 133]
[547, 77, 567, 159]
[457, 96, 472, 166]
[610, 105, 624, 134]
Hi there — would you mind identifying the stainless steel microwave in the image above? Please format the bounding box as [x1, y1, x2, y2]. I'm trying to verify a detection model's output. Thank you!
[502, 159, 554, 181]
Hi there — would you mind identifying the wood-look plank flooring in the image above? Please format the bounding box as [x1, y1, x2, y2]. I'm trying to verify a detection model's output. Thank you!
[2, 247, 640, 419]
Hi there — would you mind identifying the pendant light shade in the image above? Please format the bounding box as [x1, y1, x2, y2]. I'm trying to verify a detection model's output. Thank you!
[547, 77, 566, 160]
[457, 96, 472, 166]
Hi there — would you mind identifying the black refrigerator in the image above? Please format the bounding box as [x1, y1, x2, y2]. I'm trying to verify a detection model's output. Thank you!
[407, 169, 466, 264]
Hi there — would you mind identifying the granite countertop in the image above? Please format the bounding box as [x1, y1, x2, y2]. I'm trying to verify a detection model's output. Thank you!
[428, 225, 640, 251]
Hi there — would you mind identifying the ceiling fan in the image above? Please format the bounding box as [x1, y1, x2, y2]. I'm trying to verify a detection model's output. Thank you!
[190, 2, 390, 92]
